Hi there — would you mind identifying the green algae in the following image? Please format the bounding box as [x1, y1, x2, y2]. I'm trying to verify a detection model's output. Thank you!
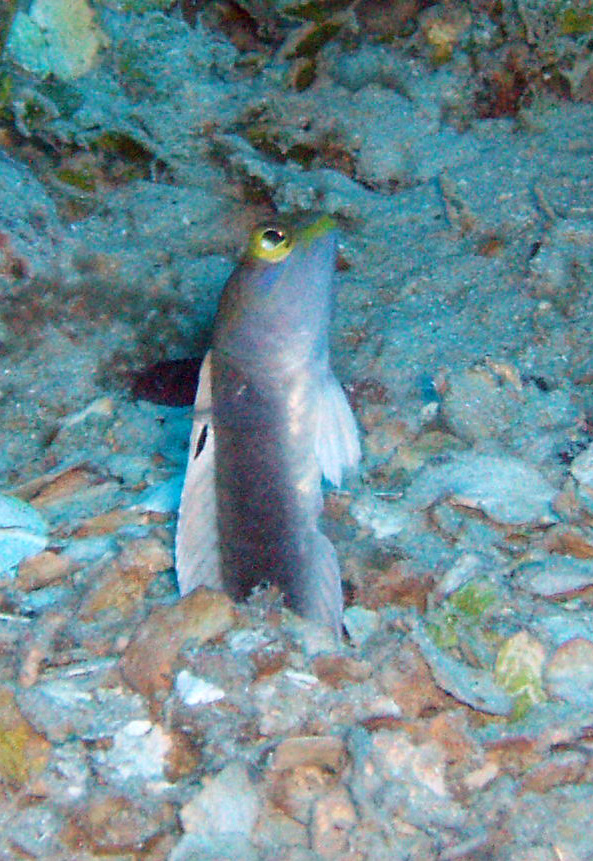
[0, 724, 32, 785]
[558, 7, 593, 34]
[0, 688, 50, 787]
[495, 631, 546, 720]
[55, 167, 97, 192]
[449, 579, 498, 620]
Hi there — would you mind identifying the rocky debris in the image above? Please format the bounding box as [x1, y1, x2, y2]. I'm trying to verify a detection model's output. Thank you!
[17, 549, 78, 592]
[66, 792, 176, 855]
[495, 630, 546, 717]
[0, 152, 65, 282]
[175, 669, 225, 706]
[16, 669, 148, 743]
[270, 736, 346, 774]
[441, 364, 579, 466]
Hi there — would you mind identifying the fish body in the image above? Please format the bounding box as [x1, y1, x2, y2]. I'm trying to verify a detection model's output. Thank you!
[175, 216, 359, 634]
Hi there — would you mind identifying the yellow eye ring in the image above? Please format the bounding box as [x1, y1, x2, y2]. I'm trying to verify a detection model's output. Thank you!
[248, 224, 294, 263]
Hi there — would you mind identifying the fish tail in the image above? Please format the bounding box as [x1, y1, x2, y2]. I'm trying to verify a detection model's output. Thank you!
[297, 530, 343, 636]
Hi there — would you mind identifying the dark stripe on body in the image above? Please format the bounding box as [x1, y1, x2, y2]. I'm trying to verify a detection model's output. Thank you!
[212, 352, 321, 617]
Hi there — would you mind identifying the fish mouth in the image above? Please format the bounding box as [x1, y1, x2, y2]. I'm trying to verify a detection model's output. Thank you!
[299, 214, 337, 247]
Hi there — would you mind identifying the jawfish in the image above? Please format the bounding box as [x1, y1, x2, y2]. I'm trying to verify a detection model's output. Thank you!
[175, 215, 360, 635]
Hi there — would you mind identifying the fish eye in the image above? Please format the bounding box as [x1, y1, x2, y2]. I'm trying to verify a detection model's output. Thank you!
[249, 224, 294, 263]
[261, 228, 287, 249]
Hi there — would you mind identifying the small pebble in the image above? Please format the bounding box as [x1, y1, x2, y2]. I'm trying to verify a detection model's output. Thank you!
[310, 785, 357, 858]
[545, 638, 593, 709]
[180, 761, 260, 838]
[92, 720, 172, 785]
[270, 736, 346, 773]
[17, 550, 76, 591]
[175, 670, 225, 706]
[343, 606, 380, 646]
[404, 452, 558, 525]
[0, 493, 48, 574]
[517, 556, 593, 598]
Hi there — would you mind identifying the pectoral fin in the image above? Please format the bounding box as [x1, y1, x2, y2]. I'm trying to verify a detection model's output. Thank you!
[175, 351, 222, 595]
[314, 372, 360, 487]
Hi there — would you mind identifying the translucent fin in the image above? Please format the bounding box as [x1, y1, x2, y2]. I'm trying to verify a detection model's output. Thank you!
[175, 351, 222, 595]
[314, 372, 361, 487]
[302, 531, 343, 637]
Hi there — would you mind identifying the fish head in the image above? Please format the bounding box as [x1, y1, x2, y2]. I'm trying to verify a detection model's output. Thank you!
[214, 215, 337, 371]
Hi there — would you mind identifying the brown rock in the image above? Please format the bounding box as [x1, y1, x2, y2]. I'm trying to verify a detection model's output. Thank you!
[426, 711, 476, 766]
[252, 643, 290, 680]
[17, 464, 112, 507]
[17, 550, 77, 591]
[312, 655, 372, 688]
[371, 730, 449, 797]
[545, 637, 593, 706]
[164, 730, 202, 782]
[484, 736, 540, 778]
[120, 588, 235, 698]
[310, 786, 356, 858]
[269, 765, 338, 825]
[356, 561, 433, 612]
[519, 751, 587, 794]
[73, 507, 165, 537]
[546, 529, 593, 559]
[67, 794, 176, 853]
[377, 641, 451, 718]
[78, 535, 173, 620]
[270, 736, 347, 774]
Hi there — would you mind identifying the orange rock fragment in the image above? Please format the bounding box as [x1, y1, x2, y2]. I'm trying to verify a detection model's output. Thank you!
[73, 507, 163, 538]
[67, 794, 175, 854]
[270, 736, 346, 774]
[377, 641, 452, 719]
[269, 764, 337, 825]
[548, 530, 593, 559]
[520, 751, 587, 794]
[312, 655, 372, 688]
[20, 465, 111, 507]
[426, 710, 476, 766]
[17, 550, 77, 591]
[120, 588, 235, 699]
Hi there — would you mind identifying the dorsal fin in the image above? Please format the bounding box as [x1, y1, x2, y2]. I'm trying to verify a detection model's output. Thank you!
[175, 351, 222, 595]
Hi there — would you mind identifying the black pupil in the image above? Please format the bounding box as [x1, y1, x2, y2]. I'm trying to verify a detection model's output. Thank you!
[262, 228, 285, 247]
